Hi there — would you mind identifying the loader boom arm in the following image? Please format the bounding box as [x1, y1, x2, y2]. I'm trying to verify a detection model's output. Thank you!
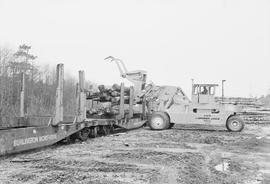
[105, 56, 147, 100]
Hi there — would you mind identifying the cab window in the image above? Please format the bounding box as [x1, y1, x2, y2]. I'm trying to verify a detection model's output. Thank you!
[200, 86, 209, 95]
[209, 86, 215, 95]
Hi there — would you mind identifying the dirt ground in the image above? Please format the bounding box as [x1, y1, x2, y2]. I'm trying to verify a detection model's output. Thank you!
[0, 124, 270, 184]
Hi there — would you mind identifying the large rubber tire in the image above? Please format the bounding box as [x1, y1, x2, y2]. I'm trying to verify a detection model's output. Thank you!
[226, 116, 245, 132]
[149, 112, 170, 130]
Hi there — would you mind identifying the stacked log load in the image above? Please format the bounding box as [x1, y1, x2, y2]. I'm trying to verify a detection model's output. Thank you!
[86, 84, 134, 118]
[87, 84, 130, 103]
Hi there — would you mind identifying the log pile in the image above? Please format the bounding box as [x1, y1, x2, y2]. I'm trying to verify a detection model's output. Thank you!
[214, 97, 270, 125]
[86, 84, 132, 118]
[215, 97, 262, 108]
[87, 84, 130, 103]
[240, 109, 270, 125]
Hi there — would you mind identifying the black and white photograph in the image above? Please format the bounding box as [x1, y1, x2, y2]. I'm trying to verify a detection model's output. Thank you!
[0, 0, 270, 183]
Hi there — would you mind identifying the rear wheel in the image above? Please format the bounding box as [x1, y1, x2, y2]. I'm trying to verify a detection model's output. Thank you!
[226, 116, 244, 132]
[149, 112, 170, 130]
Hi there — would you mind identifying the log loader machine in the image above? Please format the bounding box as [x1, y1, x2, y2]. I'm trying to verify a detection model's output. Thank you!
[108, 56, 245, 132]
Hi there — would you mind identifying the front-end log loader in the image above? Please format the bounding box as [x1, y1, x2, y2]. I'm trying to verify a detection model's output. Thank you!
[108, 56, 245, 132]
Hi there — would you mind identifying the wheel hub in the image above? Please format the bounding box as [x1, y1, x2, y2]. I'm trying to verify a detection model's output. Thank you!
[232, 121, 239, 127]
[152, 117, 164, 128]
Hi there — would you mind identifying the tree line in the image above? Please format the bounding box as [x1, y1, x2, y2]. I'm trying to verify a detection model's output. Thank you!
[0, 44, 77, 118]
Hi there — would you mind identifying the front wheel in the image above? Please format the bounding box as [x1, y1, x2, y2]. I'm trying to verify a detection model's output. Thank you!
[226, 116, 245, 132]
[149, 112, 170, 130]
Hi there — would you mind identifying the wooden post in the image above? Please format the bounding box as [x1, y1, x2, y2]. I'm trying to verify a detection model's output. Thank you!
[128, 86, 134, 119]
[119, 83, 125, 119]
[222, 80, 226, 102]
[53, 64, 64, 126]
[20, 73, 25, 118]
[78, 70, 86, 122]
[75, 83, 80, 116]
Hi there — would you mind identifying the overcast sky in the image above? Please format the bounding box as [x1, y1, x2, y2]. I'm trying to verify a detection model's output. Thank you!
[0, 0, 269, 98]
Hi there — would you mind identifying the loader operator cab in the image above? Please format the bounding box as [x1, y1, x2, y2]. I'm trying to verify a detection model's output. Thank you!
[192, 84, 218, 104]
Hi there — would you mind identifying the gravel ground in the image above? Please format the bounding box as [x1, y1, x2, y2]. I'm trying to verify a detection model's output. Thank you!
[0, 124, 270, 184]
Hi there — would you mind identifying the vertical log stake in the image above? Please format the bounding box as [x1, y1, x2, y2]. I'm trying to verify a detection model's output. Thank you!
[78, 70, 86, 122]
[53, 63, 64, 126]
[75, 82, 80, 116]
[20, 72, 25, 118]
[128, 86, 134, 119]
[119, 83, 125, 119]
